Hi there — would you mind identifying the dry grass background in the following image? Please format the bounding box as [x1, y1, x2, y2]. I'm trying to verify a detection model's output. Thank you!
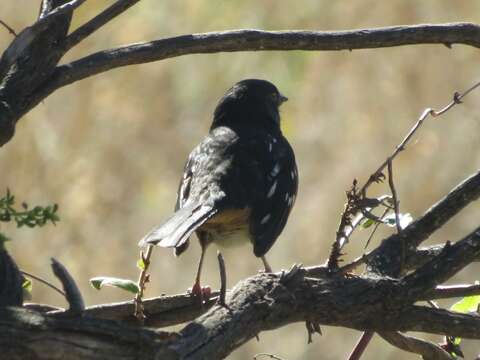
[1, 1, 480, 359]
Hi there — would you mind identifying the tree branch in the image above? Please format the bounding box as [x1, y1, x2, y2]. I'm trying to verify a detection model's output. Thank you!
[2, 22, 480, 146]
[424, 283, 480, 300]
[367, 169, 480, 276]
[49, 23, 480, 92]
[63, 0, 141, 51]
[400, 227, 480, 301]
[379, 332, 453, 360]
[3, 264, 480, 360]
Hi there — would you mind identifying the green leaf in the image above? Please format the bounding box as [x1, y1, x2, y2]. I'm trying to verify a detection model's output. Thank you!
[22, 278, 33, 300]
[137, 258, 145, 270]
[451, 292, 480, 314]
[361, 218, 375, 229]
[449, 286, 480, 347]
[89, 277, 140, 294]
[22, 278, 32, 292]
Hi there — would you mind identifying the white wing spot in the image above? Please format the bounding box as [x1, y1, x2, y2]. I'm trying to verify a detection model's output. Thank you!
[284, 192, 289, 201]
[267, 180, 278, 198]
[261, 214, 271, 224]
[272, 138, 277, 143]
[270, 163, 281, 177]
[290, 171, 295, 179]
[268, 142, 273, 152]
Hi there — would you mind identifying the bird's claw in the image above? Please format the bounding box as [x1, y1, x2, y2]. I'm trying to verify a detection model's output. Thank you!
[188, 283, 212, 304]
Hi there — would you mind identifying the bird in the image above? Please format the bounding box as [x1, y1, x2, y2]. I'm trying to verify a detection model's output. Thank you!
[139, 79, 298, 298]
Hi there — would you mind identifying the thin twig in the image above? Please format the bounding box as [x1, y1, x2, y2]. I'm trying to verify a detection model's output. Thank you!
[0, 19, 17, 36]
[253, 353, 286, 360]
[332, 80, 480, 255]
[341, 83, 480, 360]
[50, 258, 85, 312]
[387, 160, 402, 234]
[21, 270, 65, 297]
[423, 284, 480, 300]
[364, 208, 390, 249]
[387, 160, 405, 272]
[359, 82, 478, 197]
[339, 254, 369, 273]
[348, 331, 375, 360]
[217, 251, 227, 307]
[379, 331, 453, 360]
[134, 245, 153, 322]
[63, 0, 141, 51]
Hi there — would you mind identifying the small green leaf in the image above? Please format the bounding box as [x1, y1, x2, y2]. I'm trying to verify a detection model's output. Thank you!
[89, 277, 140, 294]
[448, 286, 480, 347]
[22, 278, 33, 300]
[361, 218, 375, 229]
[137, 258, 145, 270]
[451, 292, 480, 314]
[22, 278, 32, 292]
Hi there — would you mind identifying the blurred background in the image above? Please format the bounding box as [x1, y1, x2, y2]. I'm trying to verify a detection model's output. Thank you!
[1, 1, 479, 359]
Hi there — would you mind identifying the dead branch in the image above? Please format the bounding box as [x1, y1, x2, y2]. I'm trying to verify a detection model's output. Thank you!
[1, 12, 480, 145]
[3, 246, 480, 360]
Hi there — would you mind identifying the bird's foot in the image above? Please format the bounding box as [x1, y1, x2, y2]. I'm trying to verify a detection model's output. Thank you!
[188, 283, 212, 304]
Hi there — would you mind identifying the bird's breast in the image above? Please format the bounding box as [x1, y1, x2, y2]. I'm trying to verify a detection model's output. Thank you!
[198, 207, 252, 247]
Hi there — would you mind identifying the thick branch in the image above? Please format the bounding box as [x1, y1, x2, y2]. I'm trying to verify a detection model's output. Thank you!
[50, 23, 480, 91]
[2, 222, 479, 358]
[400, 227, 480, 301]
[367, 169, 480, 276]
[2, 22, 480, 146]
[2, 267, 480, 360]
[71, 292, 218, 327]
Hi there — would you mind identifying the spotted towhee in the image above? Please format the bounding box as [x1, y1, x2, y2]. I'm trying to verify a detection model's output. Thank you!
[139, 79, 298, 297]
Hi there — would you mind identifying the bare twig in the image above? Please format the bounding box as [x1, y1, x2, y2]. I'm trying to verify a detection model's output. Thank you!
[134, 245, 153, 322]
[332, 81, 480, 255]
[368, 170, 480, 275]
[401, 228, 480, 302]
[348, 331, 374, 360]
[379, 331, 453, 360]
[339, 253, 369, 273]
[217, 251, 227, 307]
[50, 258, 85, 312]
[253, 353, 286, 360]
[423, 283, 480, 300]
[387, 160, 405, 273]
[39, 0, 86, 19]
[360, 81, 479, 196]
[364, 208, 390, 249]
[387, 160, 402, 234]
[21, 270, 65, 297]
[63, 0, 141, 51]
[0, 20, 16, 36]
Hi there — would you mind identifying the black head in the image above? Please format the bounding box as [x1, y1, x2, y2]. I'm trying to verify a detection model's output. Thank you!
[211, 79, 288, 132]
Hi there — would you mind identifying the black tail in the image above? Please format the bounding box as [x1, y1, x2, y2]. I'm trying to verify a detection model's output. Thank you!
[139, 204, 217, 249]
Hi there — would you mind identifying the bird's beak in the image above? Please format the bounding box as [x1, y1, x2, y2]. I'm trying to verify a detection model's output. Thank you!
[279, 93, 288, 104]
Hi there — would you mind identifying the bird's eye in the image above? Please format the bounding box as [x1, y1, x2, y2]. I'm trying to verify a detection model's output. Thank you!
[271, 93, 279, 102]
